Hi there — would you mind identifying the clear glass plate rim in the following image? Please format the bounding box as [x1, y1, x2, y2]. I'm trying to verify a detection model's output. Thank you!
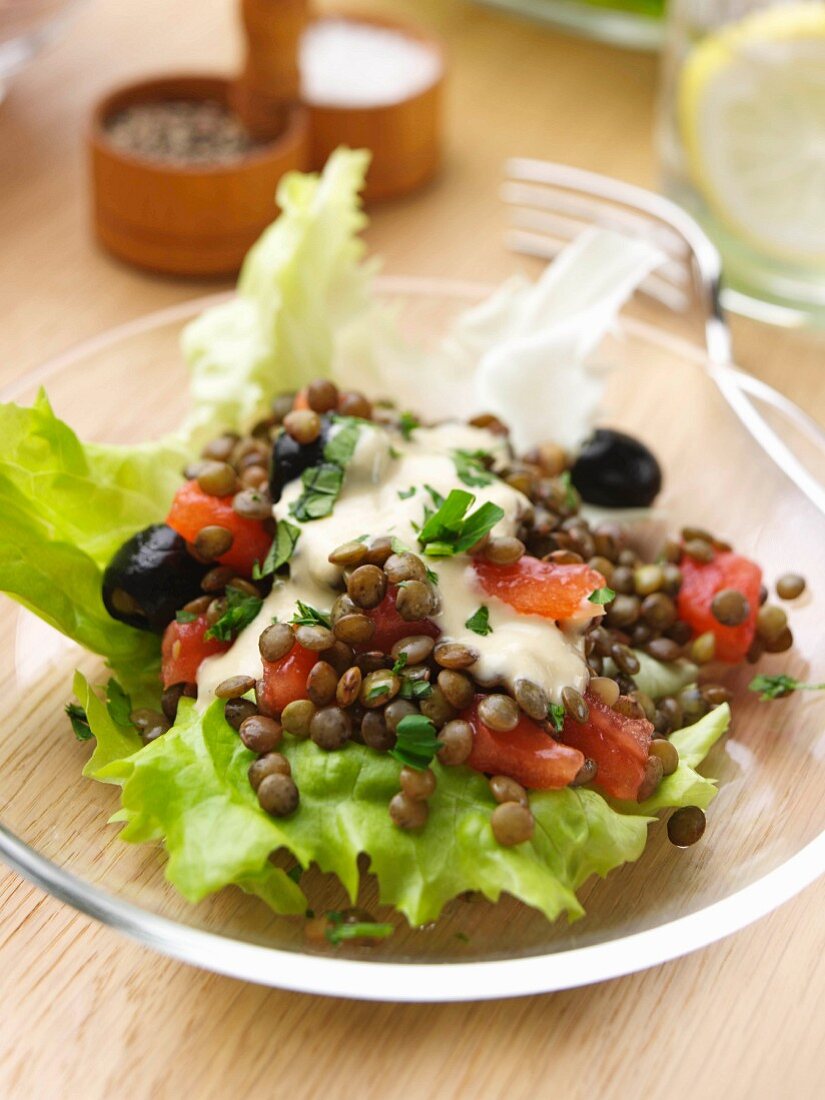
[1, 275, 823, 1001]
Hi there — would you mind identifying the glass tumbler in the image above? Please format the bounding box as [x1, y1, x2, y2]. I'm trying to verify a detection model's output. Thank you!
[658, 0, 825, 325]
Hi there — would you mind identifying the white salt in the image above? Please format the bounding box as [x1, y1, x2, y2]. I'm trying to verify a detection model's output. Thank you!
[300, 19, 442, 108]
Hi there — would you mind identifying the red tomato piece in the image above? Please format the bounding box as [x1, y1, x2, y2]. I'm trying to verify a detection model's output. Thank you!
[560, 691, 652, 800]
[166, 480, 272, 576]
[464, 697, 585, 790]
[161, 615, 230, 689]
[259, 643, 318, 715]
[359, 586, 440, 653]
[473, 556, 606, 621]
[677, 550, 761, 663]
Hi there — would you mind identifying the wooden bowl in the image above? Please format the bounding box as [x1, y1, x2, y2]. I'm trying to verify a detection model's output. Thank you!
[89, 75, 310, 277]
[303, 15, 445, 202]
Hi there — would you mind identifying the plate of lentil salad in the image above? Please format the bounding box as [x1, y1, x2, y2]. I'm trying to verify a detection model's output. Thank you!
[0, 152, 823, 1000]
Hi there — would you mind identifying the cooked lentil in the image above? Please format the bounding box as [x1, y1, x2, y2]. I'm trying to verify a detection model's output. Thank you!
[776, 573, 805, 600]
[491, 801, 534, 846]
[667, 805, 706, 847]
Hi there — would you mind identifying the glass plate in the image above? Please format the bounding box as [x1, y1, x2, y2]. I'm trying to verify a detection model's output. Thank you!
[1, 277, 824, 1002]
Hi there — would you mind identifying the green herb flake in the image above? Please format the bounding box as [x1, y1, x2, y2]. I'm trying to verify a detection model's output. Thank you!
[398, 412, 420, 440]
[290, 601, 332, 629]
[465, 605, 493, 636]
[749, 674, 825, 701]
[389, 445, 402, 460]
[452, 449, 495, 488]
[325, 921, 394, 946]
[324, 416, 363, 467]
[399, 678, 433, 702]
[588, 586, 616, 606]
[205, 585, 264, 641]
[390, 714, 440, 770]
[65, 702, 92, 741]
[106, 677, 132, 727]
[253, 519, 301, 580]
[289, 462, 344, 522]
[547, 702, 566, 732]
[559, 470, 578, 511]
[418, 489, 505, 559]
[398, 486, 416, 500]
[175, 609, 198, 624]
[366, 683, 391, 702]
[392, 652, 409, 676]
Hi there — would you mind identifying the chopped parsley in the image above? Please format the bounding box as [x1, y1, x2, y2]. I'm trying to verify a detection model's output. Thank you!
[399, 678, 433, 701]
[366, 682, 392, 702]
[392, 652, 409, 676]
[253, 519, 301, 580]
[290, 601, 332, 629]
[175, 609, 198, 624]
[324, 415, 364, 466]
[397, 486, 416, 500]
[452, 449, 495, 488]
[106, 677, 133, 726]
[398, 411, 420, 440]
[749, 674, 825, 701]
[417, 488, 505, 559]
[464, 605, 493, 636]
[588, 586, 616, 606]
[425, 484, 446, 509]
[65, 702, 92, 741]
[558, 470, 578, 511]
[390, 714, 440, 770]
[205, 585, 264, 641]
[324, 912, 394, 946]
[289, 417, 364, 522]
[547, 702, 566, 732]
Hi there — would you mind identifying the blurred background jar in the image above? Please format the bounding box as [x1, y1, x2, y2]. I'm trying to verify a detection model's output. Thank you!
[474, 0, 665, 50]
[658, 0, 825, 326]
[0, 0, 85, 103]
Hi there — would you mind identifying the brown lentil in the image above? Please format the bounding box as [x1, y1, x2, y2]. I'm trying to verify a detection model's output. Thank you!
[611, 565, 635, 594]
[666, 620, 693, 646]
[756, 604, 788, 643]
[613, 695, 647, 721]
[759, 584, 769, 605]
[383, 552, 427, 585]
[130, 707, 167, 732]
[200, 564, 235, 593]
[281, 699, 315, 738]
[328, 539, 368, 568]
[182, 594, 212, 615]
[389, 792, 428, 830]
[295, 623, 335, 651]
[333, 613, 376, 645]
[649, 738, 679, 776]
[434, 642, 479, 670]
[336, 666, 362, 708]
[437, 669, 475, 711]
[395, 580, 435, 621]
[306, 378, 339, 414]
[510, 679, 546, 721]
[589, 676, 620, 707]
[224, 697, 258, 731]
[611, 643, 641, 676]
[607, 594, 641, 628]
[645, 636, 684, 663]
[776, 573, 806, 600]
[161, 681, 197, 721]
[259, 622, 295, 663]
[339, 391, 372, 420]
[346, 564, 387, 610]
[658, 696, 683, 731]
[382, 699, 417, 733]
[257, 773, 299, 817]
[202, 433, 238, 463]
[197, 460, 238, 497]
[361, 710, 396, 752]
[359, 670, 399, 709]
[570, 757, 599, 787]
[683, 538, 715, 564]
[679, 686, 709, 723]
[489, 775, 528, 806]
[283, 408, 322, 445]
[310, 706, 352, 750]
[307, 662, 339, 707]
[391, 634, 436, 665]
[248, 752, 291, 791]
[436, 720, 473, 766]
[546, 548, 584, 565]
[702, 683, 732, 706]
[239, 714, 283, 753]
[661, 564, 683, 595]
[483, 537, 525, 565]
[710, 588, 750, 627]
[356, 651, 392, 675]
[634, 564, 664, 596]
[491, 802, 534, 846]
[667, 805, 706, 847]
[363, 536, 394, 567]
[637, 754, 664, 801]
[270, 393, 295, 423]
[400, 766, 436, 801]
[477, 693, 519, 732]
[629, 690, 656, 723]
[324, 640, 355, 675]
[746, 636, 765, 663]
[232, 488, 272, 521]
[142, 719, 170, 744]
[215, 674, 256, 699]
[681, 525, 714, 544]
[419, 686, 458, 728]
[763, 626, 793, 653]
[194, 525, 234, 561]
[690, 631, 716, 664]
[560, 686, 588, 724]
[240, 464, 269, 490]
[641, 592, 677, 631]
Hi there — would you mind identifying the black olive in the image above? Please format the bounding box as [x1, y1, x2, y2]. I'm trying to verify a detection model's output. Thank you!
[570, 428, 662, 508]
[268, 417, 331, 502]
[102, 524, 209, 633]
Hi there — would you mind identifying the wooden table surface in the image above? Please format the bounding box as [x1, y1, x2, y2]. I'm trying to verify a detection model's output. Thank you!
[1, 1, 823, 1097]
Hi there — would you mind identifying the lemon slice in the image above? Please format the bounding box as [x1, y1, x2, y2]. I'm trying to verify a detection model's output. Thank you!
[679, 3, 825, 262]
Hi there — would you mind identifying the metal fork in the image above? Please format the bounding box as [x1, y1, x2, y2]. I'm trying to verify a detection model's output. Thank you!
[501, 158, 825, 516]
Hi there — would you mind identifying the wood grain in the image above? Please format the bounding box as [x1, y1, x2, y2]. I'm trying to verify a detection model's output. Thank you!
[0, 1, 824, 1097]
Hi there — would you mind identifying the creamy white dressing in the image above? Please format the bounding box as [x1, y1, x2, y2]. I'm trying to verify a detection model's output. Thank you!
[197, 420, 591, 707]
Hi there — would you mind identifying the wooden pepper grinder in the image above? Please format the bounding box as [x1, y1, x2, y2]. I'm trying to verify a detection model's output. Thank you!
[231, 0, 310, 140]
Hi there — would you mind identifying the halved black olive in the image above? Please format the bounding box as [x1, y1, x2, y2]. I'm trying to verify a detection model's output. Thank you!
[102, 524, 209, 633]
[570, 428, 662, 508]
[268, 417, 330, 502]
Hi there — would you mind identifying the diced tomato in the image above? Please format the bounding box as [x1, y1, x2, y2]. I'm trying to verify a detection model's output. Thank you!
[677, 550, 761, 663]
[165, 480, 272, 576]
[259, 643, 318, 714]
[292, 388, 310, 411]
[161, 615, 230, 689]
[464, 697, 585, 790]
[474, 556, 606, 621]
[359, 586, 440, 653]
[560, 691, 652, 800]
